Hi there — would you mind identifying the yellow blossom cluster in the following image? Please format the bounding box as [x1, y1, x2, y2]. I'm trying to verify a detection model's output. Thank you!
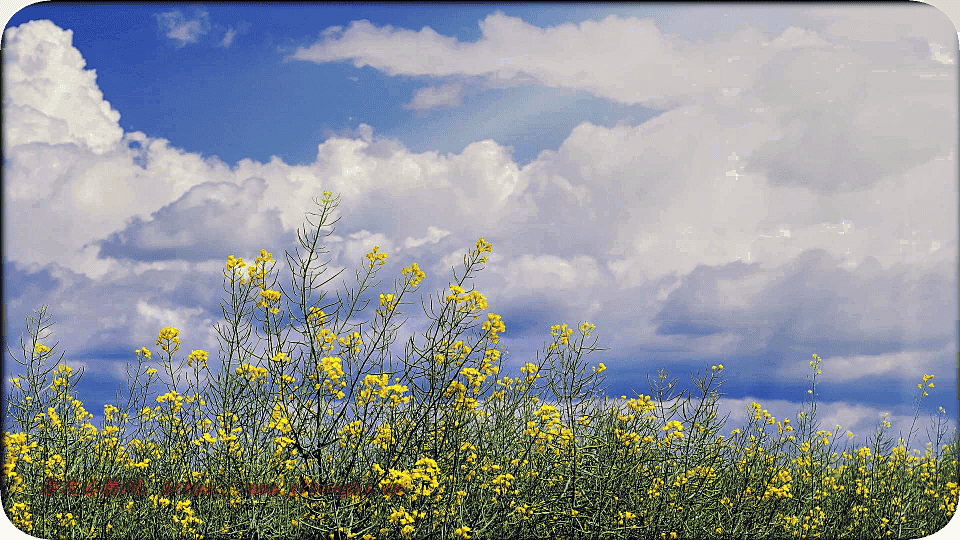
[187, 349, 209, 369]
[661, 420, 685, 444]
[338, 330, 364, 356]
[446, 284, 488, 314]
[474, 237, 493, 263]
[224, 248, 274, 290]
[156, 326, 181, 356]
[236, 363, 268, 383]
[365, 245, 388, 270]
[269, 403, 293, 435]
[402, 262, 426, 287]
[548, 323, 575, 351]
[357, 374, 410, 408]
[316, 356, 347, 399]
[377, 292, 398, 318]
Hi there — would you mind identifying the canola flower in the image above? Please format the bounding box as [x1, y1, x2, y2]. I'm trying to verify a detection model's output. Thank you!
[2, 193, 957, 539]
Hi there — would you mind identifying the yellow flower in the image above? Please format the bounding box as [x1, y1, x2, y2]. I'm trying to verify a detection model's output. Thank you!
[402, 262, 426, 287]
[187, 350, 209, 369]
[365, 245, 389, 269]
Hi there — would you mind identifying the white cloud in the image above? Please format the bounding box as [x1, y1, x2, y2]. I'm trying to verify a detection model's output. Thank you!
[2, 20, 123, 154]
[404, 226, 452, 249]
[290, 12, 835, 108]
[403, 82, 465, 111]
[155, 9, 211, 47]
[219, 22, 250, 48]
[134, 299, 218, 355]
[221, 27, 238, 47]
[3, 9, 955, 437]
[502, 254, 604, 292]
[767, 26, 831, 49]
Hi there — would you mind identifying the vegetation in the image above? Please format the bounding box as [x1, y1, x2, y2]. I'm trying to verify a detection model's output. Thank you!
[3, 192, 958, 539]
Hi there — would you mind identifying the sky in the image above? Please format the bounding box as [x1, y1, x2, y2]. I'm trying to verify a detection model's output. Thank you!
[2, 2, 959, 472]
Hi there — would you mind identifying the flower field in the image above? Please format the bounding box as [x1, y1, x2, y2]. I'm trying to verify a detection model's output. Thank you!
[3, 192, 958, 539]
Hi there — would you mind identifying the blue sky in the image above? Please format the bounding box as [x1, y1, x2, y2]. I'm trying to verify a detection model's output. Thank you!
[5, 4, 684, 167]
[2, 3, 959, 469]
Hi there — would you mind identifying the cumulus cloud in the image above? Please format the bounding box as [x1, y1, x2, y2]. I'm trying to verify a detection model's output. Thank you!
[2, 20, 123, 154]
[289, 11, 954, 194]
[4, 9, 956, 452]
[155, 8, 211, 47]
[4, 20, 532, 364]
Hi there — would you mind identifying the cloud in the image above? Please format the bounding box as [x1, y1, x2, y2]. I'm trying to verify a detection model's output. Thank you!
[2, 20, 123, 154]
[220, 22, 250, 48]
[502, 254, 605, 292]
[403, 226, 452, 249]
[3, 13, 955, 439]
[801, 4, 957, 44]
[289, 12, 840, 109]
[155, 8, 211, 47]
[93, 176, 294, 263]
[221, 27, 237, 47]
[403, 82, 465, 111]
